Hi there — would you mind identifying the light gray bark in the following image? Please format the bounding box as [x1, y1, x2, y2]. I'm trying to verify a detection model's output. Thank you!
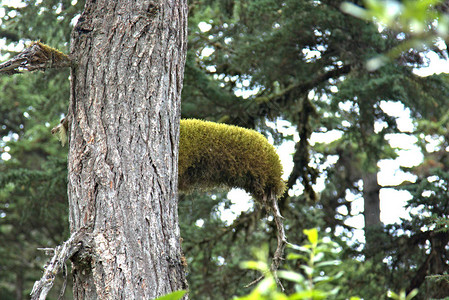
[67, 1, 188, 299]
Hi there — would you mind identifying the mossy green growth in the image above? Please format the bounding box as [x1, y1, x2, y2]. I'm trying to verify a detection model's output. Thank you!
[178, 119, 285, 202]
[30, 41, 70, 64]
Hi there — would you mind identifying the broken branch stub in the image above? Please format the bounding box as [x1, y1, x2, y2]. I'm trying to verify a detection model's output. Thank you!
[30, 230, 86, 300]
[0, 41, 71, 74]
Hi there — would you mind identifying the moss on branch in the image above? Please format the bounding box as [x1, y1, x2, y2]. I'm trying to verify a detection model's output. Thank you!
[0, 41, 71, 74]
[178, 119, 285, 203]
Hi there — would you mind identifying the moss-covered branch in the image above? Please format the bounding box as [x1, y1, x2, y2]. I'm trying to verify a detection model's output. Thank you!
[178, 119, 285, 201]
[0, 41, 71, 74]
[179, 119, 287, 274]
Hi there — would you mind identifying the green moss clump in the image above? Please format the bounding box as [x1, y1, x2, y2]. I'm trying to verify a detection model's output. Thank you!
[178, 119, 285, 201]
[31, 41, 70, 64]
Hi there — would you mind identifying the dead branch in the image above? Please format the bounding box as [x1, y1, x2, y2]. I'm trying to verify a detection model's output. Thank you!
[0, 41, 71, 75]
[30, 230, 86, 300]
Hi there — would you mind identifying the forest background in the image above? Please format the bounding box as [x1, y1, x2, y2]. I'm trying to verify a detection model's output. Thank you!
[1, 0, 449, 299]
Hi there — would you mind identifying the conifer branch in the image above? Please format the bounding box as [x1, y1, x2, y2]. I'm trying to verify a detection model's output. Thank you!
[254, 65, 351, 104]
[183, 209, 262, 253]
[0, 41, 71, 75]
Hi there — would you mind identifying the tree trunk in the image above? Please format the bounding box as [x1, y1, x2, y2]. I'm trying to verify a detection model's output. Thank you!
[359, 103, 382, 254]
[362, 171, 381, 228]
[15, 272, 23, 300]
[67, 1, 188, 299]
[362, 170, 382, 254]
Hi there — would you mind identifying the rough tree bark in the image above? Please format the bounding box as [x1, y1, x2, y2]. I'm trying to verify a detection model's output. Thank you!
[67, 0, 188, 298]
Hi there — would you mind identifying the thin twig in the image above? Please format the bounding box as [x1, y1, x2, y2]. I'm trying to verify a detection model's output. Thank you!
[245, 191, 288, 290]
[58, 263, 68, 300]
[244, 274, 265, 288]
[268, 190, 287, 291]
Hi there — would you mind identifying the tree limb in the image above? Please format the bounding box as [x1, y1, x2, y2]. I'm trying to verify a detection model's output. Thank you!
[254, 64, 351, 104]
[0, 41, 71, 75]
[183, 209, 262, 254]
[30, 230, 86, 300]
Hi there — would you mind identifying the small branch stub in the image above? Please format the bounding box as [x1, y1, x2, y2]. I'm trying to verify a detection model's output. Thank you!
[51, 117, 69, 146]
[0, 41, 71, 74]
